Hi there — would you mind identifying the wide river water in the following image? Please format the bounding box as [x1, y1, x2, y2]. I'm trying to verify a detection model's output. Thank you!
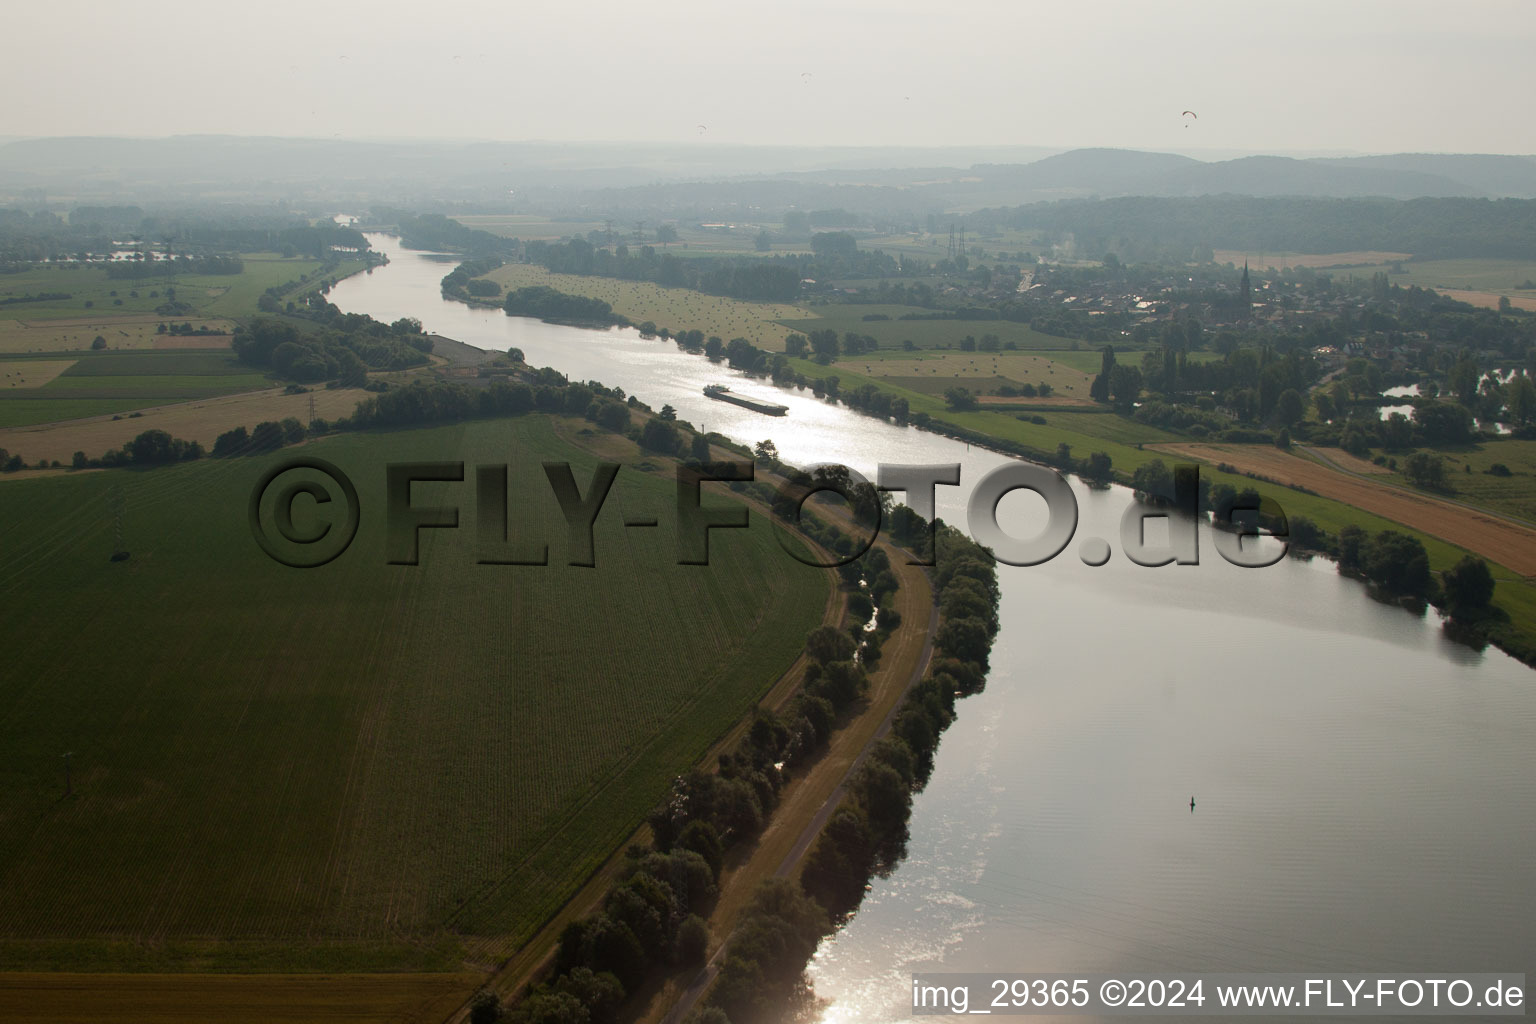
[330, 236, 1535, 1020]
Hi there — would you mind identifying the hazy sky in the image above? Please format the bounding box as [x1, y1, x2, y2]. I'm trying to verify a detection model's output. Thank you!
[5, 0, 1533, 154]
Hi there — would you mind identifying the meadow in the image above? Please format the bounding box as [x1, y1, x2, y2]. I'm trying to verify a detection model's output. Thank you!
[778, 303, 1093, 353]
[0, 414, 828, 971]
[483, 263, 817, 350]
[1371, 438, 1536, 525]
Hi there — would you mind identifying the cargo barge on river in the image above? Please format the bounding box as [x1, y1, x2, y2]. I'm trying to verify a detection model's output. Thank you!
[702, 384, 789, 416]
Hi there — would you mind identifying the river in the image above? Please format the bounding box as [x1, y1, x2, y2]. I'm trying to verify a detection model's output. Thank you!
[329, 235, 1536, 1021]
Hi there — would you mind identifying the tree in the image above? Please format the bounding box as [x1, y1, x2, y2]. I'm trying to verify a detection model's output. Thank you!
[1442, 555, 1495, 616]
[805, 626, 855, 666]
[640, 417, 680, 455]
[91, 335, 107, 350]
[943, 387, 977, 412]
[1506, 374, 1535, 426]
[71, 450, 88, 470]
[1449, 354, 1479, 406]
[674, 915, 710, 966]
[936, 616, 991, 667]
[468, 991, 502, 1024]
[128, 429, 178, 464]
[1131, 459, 1173, 502]
[676, 819, 724, 878]
[1275, 388, 1304, 426]
[1362, 531, 1432, 598]
[212, 426, 248, 457]
[754, 230, 771, 252]
[655, 223, 679, 245]
[659, 404, 677, 421]
[249, 420, 285, 453]
[1108, 364, 1142, 410]
[1415, 402, 1474, 445]
[690, 432, 711, 461]
[1090, 345, 1116, 403]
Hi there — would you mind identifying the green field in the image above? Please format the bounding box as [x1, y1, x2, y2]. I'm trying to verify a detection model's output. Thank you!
[0, 350, 273, 427]
[0, 399, 148, 429]
[779, 304, 1106, 352]
[0, 255, 360, 323]
[482, 263, 816, 350]
[1320, 257, 1536, 298]
[0, 414, 828, 970]
[1374, 440, 1536, 524]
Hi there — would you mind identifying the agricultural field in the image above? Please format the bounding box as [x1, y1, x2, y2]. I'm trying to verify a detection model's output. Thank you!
[0, 315, 235, 355]
[0, 254, 363, 323]
[1367, 439, 1536, 525]
[1148, 441, 1536, 577]
[788, 356, 1178, 459]
[480, 263, 817, 350]
[0, 350, 272, 428]
[0, 971, 479, 1024]
[456, 216, 820, 259]
[455, 215, 609, 241]
[0, 385, 368, 461]
[1304, 257, 1536, 310]
[779, 304, 1104, 352]
[828, 350, 1096, 401]
[1211, 250, 1413, 270]
[0, 414, 828, 972]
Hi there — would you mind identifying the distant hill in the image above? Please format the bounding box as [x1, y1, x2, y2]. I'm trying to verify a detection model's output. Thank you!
[1313, 153, 1536, 198]
[973, 148, 1201, 194]
[2, 136, 1533, 214]
[1142, 154, 1481, 199]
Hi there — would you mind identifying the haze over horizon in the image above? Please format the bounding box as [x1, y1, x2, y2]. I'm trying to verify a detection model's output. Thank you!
[6, 0, 1533, 156]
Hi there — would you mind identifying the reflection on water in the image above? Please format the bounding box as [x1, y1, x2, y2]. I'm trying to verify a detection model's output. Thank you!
[329, 236, 1536, 1024]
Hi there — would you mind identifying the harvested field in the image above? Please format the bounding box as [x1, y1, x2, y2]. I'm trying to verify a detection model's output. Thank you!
[1212, 250, 1413, 270]
[481, 264, 815, 351]
[975, 393, 1096, 408]
[0, 317, 235, 354]
[152, 334, 232, 350]
[1436, 289, 1536, 313]
[0, 387, 369, 464]
[1303, 445, 1392, 475]
[1149, 442, 1536, 576]
[0, 972, 477, 1024]
[0, 360, 77, 389]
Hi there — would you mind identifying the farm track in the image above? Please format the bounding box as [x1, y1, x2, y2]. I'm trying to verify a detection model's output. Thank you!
[1149, 441, 1536, 577]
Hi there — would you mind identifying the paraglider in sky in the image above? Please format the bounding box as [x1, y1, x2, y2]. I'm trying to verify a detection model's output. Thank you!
[1182, 110, 1197, 128]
